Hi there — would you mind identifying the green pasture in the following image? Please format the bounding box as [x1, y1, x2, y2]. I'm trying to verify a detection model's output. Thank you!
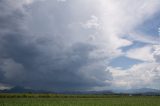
[0, 94, 159, 106]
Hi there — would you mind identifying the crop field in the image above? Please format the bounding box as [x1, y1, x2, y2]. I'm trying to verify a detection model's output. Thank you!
[0, 94, 160, 106]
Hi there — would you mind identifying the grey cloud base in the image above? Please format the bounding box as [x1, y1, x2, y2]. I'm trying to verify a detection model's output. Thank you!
[0, 0, 112, 91]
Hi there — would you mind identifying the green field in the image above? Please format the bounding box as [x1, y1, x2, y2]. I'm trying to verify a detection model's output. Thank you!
[0, 94, 160, 106]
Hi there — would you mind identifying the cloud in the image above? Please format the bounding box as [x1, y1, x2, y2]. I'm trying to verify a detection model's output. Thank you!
[126, 46, 155, 62]
[57, 0, 66, 2]
[127, 32, 159, 45]
[0, 0, 113, 91]
[0, 59, 25, 81]
[81, 15, 100, 29]
[0, 0, 160, 90]
[110, 45, 160, 89]
[0, 83, 11, 90]
[110, 62, 160, 89]
[153, 45, 160, 63]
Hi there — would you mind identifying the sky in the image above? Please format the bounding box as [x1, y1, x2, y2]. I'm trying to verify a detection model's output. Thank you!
[0, 0, 160, 91]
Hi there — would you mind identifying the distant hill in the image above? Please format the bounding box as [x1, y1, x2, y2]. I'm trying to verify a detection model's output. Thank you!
[0, 86, 50, 93]
[127, 88, 160, 93]
[0, 86, 113, 94]
[115, 88, 160, 95]
[0, 86, 160, 95]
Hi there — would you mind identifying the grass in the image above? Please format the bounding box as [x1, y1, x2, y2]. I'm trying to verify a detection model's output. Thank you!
[0, 94, 160, 106]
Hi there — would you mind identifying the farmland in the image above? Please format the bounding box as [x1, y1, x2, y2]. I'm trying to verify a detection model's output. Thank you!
[0, 94, 160, 106]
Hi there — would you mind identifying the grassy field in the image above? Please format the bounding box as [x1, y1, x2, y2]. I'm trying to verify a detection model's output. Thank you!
[0, 94, 160, 106]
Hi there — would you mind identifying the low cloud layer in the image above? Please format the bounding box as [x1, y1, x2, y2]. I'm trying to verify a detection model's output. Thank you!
[0, 0, 160, 91]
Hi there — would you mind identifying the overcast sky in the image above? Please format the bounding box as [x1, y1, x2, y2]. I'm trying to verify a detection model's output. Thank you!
[0, 0, 160, 91]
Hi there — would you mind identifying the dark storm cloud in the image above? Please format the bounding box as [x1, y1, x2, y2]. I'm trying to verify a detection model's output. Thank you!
[0, 0, 112, 91]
